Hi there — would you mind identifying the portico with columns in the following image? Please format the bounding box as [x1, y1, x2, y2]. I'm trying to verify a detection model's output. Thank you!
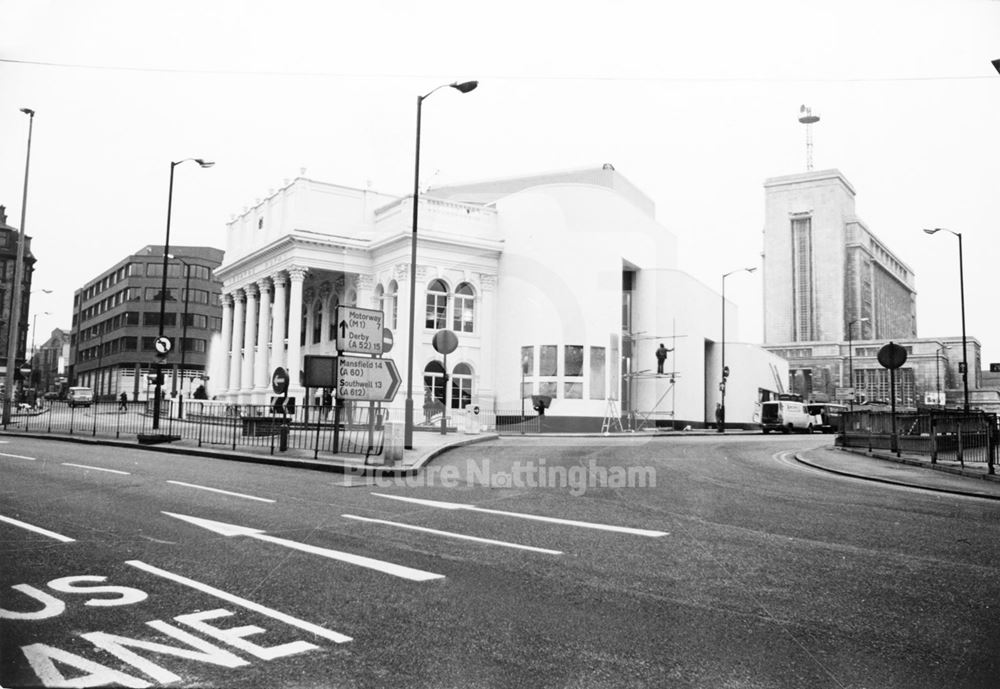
[214, 179, 503, 416]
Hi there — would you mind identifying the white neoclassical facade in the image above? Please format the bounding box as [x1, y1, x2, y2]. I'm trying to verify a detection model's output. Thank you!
[214, 166, 787, 430]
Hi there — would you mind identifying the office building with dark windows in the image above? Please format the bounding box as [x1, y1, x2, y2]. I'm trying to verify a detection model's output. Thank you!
[69, 246, 224, 401]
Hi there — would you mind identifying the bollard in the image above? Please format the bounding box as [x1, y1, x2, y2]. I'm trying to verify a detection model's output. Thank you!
[383, 421, 404, 465]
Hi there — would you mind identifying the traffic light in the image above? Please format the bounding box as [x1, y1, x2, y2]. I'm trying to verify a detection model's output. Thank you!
[723, 365, 730, 379]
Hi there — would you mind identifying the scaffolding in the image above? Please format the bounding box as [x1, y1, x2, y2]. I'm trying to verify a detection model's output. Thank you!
[620, 322, 686, 432]
[623, 370, 680, 431]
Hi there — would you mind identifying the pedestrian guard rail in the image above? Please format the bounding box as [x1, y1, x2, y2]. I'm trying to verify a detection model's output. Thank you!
[1, 399, 387, 460]
[837, 409, 997, 473]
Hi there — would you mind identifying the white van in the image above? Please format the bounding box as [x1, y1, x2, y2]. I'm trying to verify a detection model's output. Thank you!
[67, 386, 94, 408]
[760, 400, 814, 434]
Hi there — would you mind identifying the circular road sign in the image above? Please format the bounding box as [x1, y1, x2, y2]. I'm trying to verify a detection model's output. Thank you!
[432, 329, 459, 355]
[272, 367, 289, 395]
[877, 342, 908, 370]
[153, 336, 172, 355]
[382, 328, 394, 354]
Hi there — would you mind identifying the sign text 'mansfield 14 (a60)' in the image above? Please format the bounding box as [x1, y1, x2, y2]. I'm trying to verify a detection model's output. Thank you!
[336, 305, 383, 355]
[337, 356, 400, 402]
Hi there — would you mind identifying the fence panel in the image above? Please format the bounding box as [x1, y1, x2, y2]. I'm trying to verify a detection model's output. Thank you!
[5, 399, 386, 459]
[840, 409, 997, 468]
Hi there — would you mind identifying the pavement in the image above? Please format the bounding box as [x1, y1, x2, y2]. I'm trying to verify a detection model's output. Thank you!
[3, 423, 999, 498]
[795, 444, 1000, 500]
[0, 425, 496, 477]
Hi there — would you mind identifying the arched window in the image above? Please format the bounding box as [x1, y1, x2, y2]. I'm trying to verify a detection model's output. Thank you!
[328, 293, 340, 341]
[312, 300, 322, 344]
[426, 279, 449, 330]
[453, 283, 475, 333]
[387, 280, 399, 330]
[451, 362, 473, 410]
[374, 284, 385, 322]
[423, 361, 446, 412]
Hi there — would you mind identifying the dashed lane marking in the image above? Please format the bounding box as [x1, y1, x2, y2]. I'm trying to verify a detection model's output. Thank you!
[166, 481, 276, 503]
[370, 493, 669, 537]
[162, 512, 445, 582]
[0, 451, 36, 461]
[0, 514, 75, 543]
[62, 463, 131, 476]
[341, 514, 564, 554]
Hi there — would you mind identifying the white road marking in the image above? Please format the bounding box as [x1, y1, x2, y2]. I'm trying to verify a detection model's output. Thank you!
[63, 463, 131, 475]
[0, 514, 75, 542]
[124, 560, 352, 643]
[166, 480, 275, 503]
[162, 512, 445, 582]
[341, 514, 564, 554]
[370, 493, 669, 537]
[0, 451, 36, 460]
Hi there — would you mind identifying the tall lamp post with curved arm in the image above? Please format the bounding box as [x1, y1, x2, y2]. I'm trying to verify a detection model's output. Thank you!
[3, 108, 36, 426]
[923, 228, 969, 412]
[152, 158, 213, 431]
[404, 80, 478, 450]
[719, 266, 756, 433]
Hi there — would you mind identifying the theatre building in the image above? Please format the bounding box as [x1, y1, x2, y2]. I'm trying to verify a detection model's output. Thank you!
[213, 166, 787, 431]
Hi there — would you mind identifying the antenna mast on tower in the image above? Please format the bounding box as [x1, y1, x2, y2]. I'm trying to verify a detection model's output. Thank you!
[798, 105, 820, 170]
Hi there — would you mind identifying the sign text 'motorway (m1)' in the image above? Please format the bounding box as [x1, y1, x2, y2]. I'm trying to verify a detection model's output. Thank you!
[337, 356, 401, 402]
[336, 305, 383, 355]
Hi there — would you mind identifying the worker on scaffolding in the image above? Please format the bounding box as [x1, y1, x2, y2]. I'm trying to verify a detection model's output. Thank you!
[655, 343, 673, 375]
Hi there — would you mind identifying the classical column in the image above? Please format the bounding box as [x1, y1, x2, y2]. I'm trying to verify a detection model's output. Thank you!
[355, 273, 376, 312]
[241, 284, 258, 396]
[228, 290, 245, 395]
[286, 267, 306, 395]
[218, 293, 234, 394]
[271, 272, 287, 372]
[254, 278, 272, 392]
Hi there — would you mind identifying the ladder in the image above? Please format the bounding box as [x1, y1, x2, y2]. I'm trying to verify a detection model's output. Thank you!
[602, 398, 624, 434]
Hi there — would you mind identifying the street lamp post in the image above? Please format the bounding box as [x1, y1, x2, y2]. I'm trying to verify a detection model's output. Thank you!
[847, 317, 868, 409]
[3, 108, 35, 426]
[153, 158, 213, 431]
[923, 228, 969, 412]
[403, 80, 478, 450]
[720, 266, 756, 433]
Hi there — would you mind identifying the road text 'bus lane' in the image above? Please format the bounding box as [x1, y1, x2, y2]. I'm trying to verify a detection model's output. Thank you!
[0, 560, 351, 688]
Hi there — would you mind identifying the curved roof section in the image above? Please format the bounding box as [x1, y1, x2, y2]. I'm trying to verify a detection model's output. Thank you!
[426, 164, 656, 218]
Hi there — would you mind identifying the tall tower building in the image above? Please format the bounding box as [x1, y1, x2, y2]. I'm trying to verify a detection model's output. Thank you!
[763, 169, 916, 344]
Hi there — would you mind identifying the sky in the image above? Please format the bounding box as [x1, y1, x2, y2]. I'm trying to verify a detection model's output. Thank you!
[2, 0, 1000, 364]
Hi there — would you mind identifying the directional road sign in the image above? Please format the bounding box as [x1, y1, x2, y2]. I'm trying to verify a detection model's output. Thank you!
[337, 355, 401, 402]
[336, 305, 383, 355]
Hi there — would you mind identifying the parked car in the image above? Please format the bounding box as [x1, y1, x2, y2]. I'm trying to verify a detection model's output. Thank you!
[806, 403, 848, 433]
[67, 386, 94, 408]
[761, 400, 814, 433]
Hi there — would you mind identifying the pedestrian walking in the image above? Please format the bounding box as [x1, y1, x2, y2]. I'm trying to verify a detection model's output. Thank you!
[118, 391, 128, 412]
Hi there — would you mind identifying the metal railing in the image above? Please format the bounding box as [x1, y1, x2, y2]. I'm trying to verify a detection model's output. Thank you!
[3, 399, 387, 460]
[838, 409, 997, 473]
[477, 409, 542, 435]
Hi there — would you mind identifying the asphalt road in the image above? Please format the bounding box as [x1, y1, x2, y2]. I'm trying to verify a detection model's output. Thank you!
[2, 433, 999, 688]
